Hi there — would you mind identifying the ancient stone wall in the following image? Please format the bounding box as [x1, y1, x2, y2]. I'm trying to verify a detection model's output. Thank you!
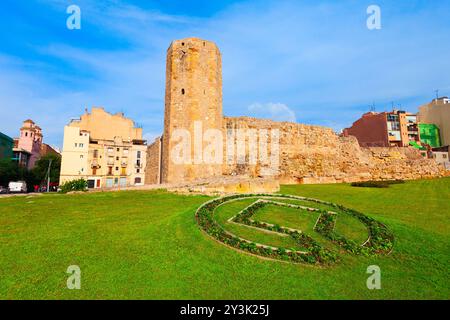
[145, 137, 162, 185]
[222, 116, 444, 184]
[144, 37, 445, 188]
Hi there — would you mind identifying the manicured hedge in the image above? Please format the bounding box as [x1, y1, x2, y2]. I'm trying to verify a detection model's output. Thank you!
[351, 180, 405, 188]
[195, 193, 394, 265]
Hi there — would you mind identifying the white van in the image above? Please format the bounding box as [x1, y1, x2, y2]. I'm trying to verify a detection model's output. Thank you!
[8, 181, 27, 193]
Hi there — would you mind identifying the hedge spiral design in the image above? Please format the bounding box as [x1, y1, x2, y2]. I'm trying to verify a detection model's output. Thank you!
[195, 193, 394, 265]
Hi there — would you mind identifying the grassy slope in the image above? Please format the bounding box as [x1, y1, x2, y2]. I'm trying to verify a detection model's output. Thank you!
[0, 178, 449, 299]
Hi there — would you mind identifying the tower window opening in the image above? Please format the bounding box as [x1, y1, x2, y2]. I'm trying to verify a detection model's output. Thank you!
[181, 42, 185, 46]
[181, 88, 185, 95]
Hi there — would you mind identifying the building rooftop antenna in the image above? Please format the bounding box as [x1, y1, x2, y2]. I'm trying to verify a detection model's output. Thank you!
[435, 89, 439, 100]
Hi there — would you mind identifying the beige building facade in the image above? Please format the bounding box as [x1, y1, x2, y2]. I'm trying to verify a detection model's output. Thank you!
[418, 97, 450, 146]
[60, 108, 147, 188]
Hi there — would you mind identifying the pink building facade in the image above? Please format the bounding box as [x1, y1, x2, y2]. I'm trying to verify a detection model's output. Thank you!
[16, 120, 43, 169]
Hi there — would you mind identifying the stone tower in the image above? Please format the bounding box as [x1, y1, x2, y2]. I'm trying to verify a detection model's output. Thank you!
[161, 37, 223, 183]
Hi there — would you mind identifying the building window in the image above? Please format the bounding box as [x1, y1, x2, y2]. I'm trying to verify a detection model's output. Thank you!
[387, 114, 399, 122]
[137, 151, 141, 159]
[107, 147, 113, 153]
[181, 88, 185, 95]
[75, 143, 78, 147]
[93, 150, 98, 158]
[92, 168, 97, 175]
[116, 167, 119, 171]
[123, 148, 129, 155]
[25, 132, 28, 137]
[136, 169, 140, 173]
[79, 143, 84, 148]
[134, 177, 142, 184]
[443, 154, 448, 159]
[121, 168, 126, 176]
[117, 148, 120, 152]
[80, 155, 84, 159]
[108, 167, 113, 175]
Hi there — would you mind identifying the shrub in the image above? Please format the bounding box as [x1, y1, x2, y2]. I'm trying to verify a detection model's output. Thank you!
[60, 179, 88, 193]
[351, 180, 404, 188]
[351, 181, 389, 188]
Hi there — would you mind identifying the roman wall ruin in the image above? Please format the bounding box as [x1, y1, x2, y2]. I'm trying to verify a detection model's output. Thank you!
[145, 38, 445, 187]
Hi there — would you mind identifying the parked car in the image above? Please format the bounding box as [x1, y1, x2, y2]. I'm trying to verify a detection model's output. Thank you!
[0, 186, 8, 194]
[8, 181, 27, 193]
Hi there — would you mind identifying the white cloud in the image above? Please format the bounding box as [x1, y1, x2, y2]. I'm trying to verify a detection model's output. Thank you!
[247, 103, 297, 123]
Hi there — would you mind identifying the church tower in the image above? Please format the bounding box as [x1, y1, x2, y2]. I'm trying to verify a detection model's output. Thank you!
[161, 38, 223, 183]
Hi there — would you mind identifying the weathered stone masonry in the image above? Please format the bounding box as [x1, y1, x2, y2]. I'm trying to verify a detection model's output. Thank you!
[161, 38, 223, 184]
[145, 37, 445, 186]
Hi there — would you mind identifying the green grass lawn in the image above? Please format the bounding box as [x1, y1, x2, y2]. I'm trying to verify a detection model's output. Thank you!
[252, 203, 321, 234]
[0, 178, 449, 299]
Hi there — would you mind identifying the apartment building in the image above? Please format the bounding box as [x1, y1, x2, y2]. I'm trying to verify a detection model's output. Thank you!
[60, 108, 147, 189]
[343, 110, 421, 148]
[418, 124, 441, 148]
[418, 97, 450, 146]
[0, 132, 13, 159]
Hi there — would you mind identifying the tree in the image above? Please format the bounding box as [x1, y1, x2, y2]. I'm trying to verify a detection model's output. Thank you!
[32, 153, 61, 185]
[0, 159, 19, 187]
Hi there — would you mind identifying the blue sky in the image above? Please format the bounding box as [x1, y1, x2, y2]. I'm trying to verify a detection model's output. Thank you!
[0, 0, 449, 148]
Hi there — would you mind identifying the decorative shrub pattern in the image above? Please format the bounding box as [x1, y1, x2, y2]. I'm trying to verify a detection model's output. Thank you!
[195, 193, 394, 265]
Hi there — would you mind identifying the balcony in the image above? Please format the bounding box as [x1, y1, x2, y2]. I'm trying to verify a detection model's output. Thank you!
[91, 160, 100, 168]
